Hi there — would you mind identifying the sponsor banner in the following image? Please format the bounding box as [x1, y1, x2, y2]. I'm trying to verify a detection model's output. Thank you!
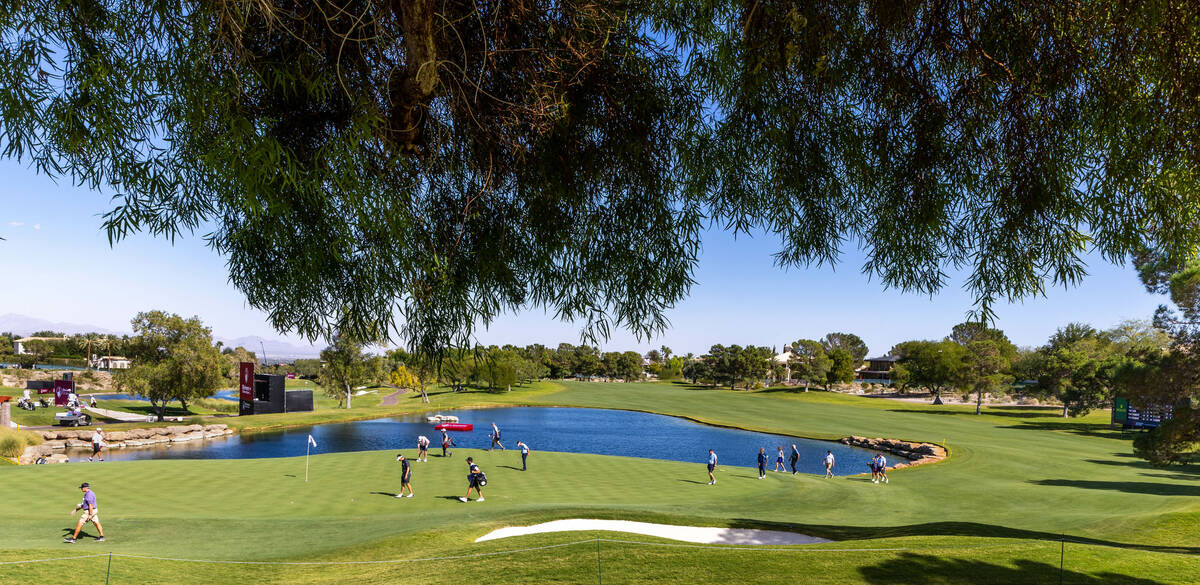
[53, 380, 74, 406]
[239, 362, 255, 401]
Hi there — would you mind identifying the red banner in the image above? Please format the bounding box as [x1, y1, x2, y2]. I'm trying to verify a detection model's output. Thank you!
[286, 372, 296, 379]
[239, 362, 255, 401]
[54, 380, 74, 406]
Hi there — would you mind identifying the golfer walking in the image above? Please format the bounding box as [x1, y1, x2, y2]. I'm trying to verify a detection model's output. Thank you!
[872, 453, 889, 484]
[823, 450, 836, 478]
[65, 482, 104, 543]
[706, 449, 718, 485]
[441, 430, 454, 458]
[460, 457, 485, 502]
[395, 453, 414, 498]
[757, 448, 767, 479]
[789, 444, 800, 475]
[88, 428, 105, 462]
[489, 422, 505, 451]
[774, 446, 786, 472]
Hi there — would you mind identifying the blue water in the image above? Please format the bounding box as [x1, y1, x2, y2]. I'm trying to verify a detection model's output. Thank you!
[72, 407, 879, 474]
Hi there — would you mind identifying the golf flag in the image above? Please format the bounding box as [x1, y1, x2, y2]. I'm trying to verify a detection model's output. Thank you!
[308, 434, 318, 448]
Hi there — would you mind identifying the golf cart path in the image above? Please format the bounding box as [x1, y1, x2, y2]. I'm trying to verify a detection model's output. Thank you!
[475, 519, 831, 546]
[379, 386, 407, 406]
[85, 405, 152, 423]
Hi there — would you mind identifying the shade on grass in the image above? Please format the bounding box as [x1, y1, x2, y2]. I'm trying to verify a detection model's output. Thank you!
[1, 381, 1197, 584]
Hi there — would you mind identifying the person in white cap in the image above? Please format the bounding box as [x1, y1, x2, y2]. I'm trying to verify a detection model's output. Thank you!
[416, 435, 430, 462]
[89, 428, 106, 462]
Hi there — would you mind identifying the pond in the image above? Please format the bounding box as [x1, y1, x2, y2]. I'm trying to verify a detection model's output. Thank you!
[70, 407, 882, 474]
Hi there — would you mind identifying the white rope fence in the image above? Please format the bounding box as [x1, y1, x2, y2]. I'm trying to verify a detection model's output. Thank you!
[1, 535, 1193, 568]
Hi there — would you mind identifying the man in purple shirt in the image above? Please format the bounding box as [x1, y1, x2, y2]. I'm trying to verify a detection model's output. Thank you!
[65, 482, 105, 543]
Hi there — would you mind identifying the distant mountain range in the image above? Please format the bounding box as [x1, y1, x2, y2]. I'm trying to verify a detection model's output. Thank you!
[0, 313, 322, 360]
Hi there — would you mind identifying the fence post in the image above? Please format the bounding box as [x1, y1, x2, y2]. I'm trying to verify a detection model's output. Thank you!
[595, 537, 603, 585]
[1059, 534, 1064, 585]
[106, 552, 112, 585]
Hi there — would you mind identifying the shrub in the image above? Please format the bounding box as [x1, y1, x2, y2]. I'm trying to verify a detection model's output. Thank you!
[0, 428, 40, 458]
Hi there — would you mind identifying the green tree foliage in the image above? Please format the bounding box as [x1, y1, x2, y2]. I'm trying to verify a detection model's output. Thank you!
[7, 2, 1200, 354]
[788, 340, 831, 392]
[961, 341, 1014, 415]
[1114, 249, 1200, 464]
[220, 346, 259, 385]
[820, 333, 868, 364]
[824, 348, 856, 389]
[682, 357, 712, 385]
[317, 335, 377, 408]
[292, 359, 323, 378]
[891, 340, 965, 400]
[705, 344, 771, 390]
[1112, 345, 1200, 466]
[1026, 323, 1122, 417]
[118, 311, 224, 421]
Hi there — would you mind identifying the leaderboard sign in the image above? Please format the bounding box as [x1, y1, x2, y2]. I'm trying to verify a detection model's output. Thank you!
[1112, 397, 1174, 429]
[239, 362, 255, 415]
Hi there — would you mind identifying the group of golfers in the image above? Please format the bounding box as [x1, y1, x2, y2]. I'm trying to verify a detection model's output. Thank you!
[709, 446, 889, 484]
[393, 422, 530, 503]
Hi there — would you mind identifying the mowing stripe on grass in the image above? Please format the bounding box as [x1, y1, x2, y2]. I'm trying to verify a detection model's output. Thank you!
[0, 553, 110, 565]
[98, 539, 597, 565]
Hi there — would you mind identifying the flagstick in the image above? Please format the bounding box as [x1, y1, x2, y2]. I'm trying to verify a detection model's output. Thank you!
[305, 441, 310, 482]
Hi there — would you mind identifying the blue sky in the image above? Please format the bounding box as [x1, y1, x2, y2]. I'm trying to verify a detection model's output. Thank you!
[0, 158, 1168, 357]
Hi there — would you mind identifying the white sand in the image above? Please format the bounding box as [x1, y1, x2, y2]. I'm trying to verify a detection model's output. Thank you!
[475, 519, 831, 545]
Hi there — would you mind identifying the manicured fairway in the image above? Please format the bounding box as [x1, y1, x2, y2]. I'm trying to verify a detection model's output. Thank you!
[1, 381, 1197, 584]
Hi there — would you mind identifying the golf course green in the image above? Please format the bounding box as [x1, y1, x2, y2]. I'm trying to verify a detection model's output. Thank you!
[2, 381, 1197, 584]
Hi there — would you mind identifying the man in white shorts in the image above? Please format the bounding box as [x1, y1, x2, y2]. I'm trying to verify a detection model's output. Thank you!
[823, 450, 835, 478]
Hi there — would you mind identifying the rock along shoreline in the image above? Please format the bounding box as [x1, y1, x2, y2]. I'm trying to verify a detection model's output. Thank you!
[839, 436, 948, 470]
[19, 424, 235, 464]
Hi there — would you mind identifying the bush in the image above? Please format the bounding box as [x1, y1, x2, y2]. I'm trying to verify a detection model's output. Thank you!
[0, 428, 41, 458]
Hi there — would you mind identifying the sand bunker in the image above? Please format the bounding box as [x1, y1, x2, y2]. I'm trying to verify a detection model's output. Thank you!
[475, 519, 832, 545]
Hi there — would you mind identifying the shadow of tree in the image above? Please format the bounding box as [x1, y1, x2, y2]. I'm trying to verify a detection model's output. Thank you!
[858, 553, 1172, 585]
[723, 519, 1200, 554]
[886, 406, 1066, 418]
[999, 420, 1133, 440]
[1030, 479, 1200, 497]
[1083, 458, 1200, 476]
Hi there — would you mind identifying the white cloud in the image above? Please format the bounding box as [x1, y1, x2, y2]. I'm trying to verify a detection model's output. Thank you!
[32, 224, 40, 230]
[8, 221, 23, 227]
